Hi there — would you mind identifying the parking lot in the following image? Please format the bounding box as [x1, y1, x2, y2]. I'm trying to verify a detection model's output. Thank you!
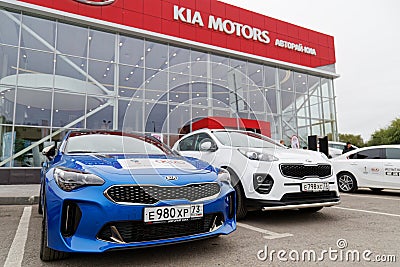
[1, 189, 399, 267]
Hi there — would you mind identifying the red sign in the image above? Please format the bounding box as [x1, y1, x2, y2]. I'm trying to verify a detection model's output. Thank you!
[16, 0, 336, 68]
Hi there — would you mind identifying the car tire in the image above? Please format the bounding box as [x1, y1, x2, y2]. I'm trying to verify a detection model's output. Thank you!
[337, 172, 358, 193]
[299, 207, 323, 213]
[370, 188, 383, 193]
[225, 168, 247, 220]
[40, 201, 69, 261]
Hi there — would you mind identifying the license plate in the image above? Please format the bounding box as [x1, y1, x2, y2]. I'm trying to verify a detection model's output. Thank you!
[144, 204, 203, 223]
[302, 182, 329, 192]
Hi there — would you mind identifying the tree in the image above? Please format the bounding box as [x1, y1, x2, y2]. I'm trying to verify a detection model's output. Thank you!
[338, 134, 365, 148]
[368, 118, 400, 146]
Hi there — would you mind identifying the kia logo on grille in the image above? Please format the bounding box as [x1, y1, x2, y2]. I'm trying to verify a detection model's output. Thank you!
[165, 176, 178, 181]
[74, 0, 115, 6]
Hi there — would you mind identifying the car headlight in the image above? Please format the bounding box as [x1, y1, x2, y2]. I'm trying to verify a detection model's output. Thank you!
[238, 149, 279, 162]
[53, 167, 104, 192]
[217, 168, 231, 184]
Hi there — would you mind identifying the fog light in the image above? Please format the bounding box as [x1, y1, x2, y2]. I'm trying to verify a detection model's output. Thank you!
[253, 174, 274, 194]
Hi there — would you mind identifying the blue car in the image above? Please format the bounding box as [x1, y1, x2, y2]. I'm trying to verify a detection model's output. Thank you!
[39, 130, 236, 261]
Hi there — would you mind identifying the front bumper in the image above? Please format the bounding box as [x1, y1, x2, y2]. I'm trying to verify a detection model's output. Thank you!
[45, 181, 236, 253]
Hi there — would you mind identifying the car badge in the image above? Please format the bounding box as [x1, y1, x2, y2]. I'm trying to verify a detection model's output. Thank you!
[74, 0, 115, 6]
[165, 176, 178, 181]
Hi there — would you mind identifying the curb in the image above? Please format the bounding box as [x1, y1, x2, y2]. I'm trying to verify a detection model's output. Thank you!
[0, 196, 39, 205]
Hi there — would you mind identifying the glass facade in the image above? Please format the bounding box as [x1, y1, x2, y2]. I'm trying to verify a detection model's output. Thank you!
[0, 9, 337, 168]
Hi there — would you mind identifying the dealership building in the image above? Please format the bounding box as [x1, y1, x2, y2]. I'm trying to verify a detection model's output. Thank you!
[0, 0, 338, 183]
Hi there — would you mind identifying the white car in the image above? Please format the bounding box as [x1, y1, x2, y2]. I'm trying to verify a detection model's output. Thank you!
[332, 145, 400, 193]
[328, 141, 358, 158]
[173, 129, 340, 219]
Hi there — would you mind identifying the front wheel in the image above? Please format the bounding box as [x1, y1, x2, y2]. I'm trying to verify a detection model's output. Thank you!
[226, 168, 247, 220]
[40, 205, 69, 261]
[337, 172, 358, 193]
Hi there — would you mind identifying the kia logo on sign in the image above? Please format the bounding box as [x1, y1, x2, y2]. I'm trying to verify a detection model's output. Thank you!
[74, 0, 115, 6]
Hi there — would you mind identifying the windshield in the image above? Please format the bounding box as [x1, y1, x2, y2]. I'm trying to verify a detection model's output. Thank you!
[64, 133, 173, 155]
[213, 131, 284, 149]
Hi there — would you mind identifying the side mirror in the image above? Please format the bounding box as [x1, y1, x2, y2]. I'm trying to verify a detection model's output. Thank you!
[42, 145, 56, 160]
[199, 141, 217, 152]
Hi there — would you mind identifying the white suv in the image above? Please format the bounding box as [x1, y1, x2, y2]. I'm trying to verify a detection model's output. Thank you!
[173, 129, 340, 219]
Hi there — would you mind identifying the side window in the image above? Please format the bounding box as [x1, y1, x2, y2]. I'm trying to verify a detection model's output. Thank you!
[385, 148, 400, 160]
[194, 133, 215, 151]
[354, 148, 383, 159]
[178, 135, 195, 151]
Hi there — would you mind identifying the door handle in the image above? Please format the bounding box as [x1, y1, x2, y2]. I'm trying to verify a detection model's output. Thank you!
[350, 163, 358, 166]
[384, 164, 394, 167]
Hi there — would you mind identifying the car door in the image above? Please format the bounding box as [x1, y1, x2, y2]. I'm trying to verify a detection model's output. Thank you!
[382, 148, 400, 189]
[178, 133, 219, 166]
[350, 148, 385, 188]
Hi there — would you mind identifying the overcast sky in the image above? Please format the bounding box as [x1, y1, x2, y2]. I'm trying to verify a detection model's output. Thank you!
[220, 0, 400, 141]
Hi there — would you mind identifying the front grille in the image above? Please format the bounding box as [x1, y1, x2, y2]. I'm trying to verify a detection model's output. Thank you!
[97, 213, 223, 243]
[280, 191, 339, 205]
[280, 164, 332, 179]
[105, 183, 221, 204]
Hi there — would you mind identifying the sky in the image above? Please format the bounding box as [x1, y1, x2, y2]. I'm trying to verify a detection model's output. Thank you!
[219, 0, 400, 141]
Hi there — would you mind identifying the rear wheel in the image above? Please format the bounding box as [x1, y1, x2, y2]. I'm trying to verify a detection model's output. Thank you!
[40, 202, 69, 261]
[337, 172, 358, 193]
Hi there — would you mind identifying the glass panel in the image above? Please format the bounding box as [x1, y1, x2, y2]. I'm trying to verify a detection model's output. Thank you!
[19, 49, 54, 76]
[0, 10, 20, 46]
[12, 126, 49, 167]
[322, 98, 332, 120]
[119, 65, 144, 98]
[278, 69, 293, 91]
[145, 102, 167, 133]
[355, 149, 382, 159]
[88, 29, 115, 62]
[321, 78, 333, 98]
[192, 80, 208, 107]
[298, 117, 311, 142]
[212, 109, 230, 117]
[145, 69, 167, 101]
[191, 50, 207, 77]
[0, 86, 15, 125]
[281, 90, 295, 116]
[265, 88, 277, 114]
[15, 88, 51, 126]
[21, 15, 56, 52]
[310, 95, 322, 119]
[294, 72, 307, 94]
[308, 75, 321, 97]
[0, 125, 13, 166]
[88, 60, 114, 94]
[211, 83, 229, 108]
[264, 65, 276, 89]
[169, 104, 191, 134]
[192, 106, 208, 119]
[211, 54, 229, 83]
[57, 23, 88, 57]
[145, 41, 168, 70]
[119, 100, 143, 132]
[119, 35, 144, 67]
[55, 55, 87, 84]
[53, 92, 85, 128]
[296, 93, 310, 117]
[170, 75, 190, 104]
[247, 62, 263, 86]
[0, 45, 18, 79]
[169, 46, 190, 73]
[248, 85, 265, 113]
[311, 119, 323, 136]
[86, 96, 113, 129]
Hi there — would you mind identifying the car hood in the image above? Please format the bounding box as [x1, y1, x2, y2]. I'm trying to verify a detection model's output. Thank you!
[238, 147, 328, 163]
[58, 154, 216, 184]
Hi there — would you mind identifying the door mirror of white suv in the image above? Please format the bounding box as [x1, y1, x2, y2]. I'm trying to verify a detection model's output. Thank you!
[199, 141, 217, 152]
